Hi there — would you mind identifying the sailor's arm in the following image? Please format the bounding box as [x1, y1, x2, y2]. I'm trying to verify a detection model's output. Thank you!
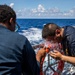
[50, 50, 75, 64]
[61, 55, 75, 64]
[36, 48, 46, 63]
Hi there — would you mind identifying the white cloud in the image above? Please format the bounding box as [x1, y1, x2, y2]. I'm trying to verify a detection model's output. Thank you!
[38, 13, 41, 16]
[37, 4, 45, 12]
[9, 3, 14, 8]
[62, 7, 75, 17]
[49, 7, 60, 13]
[31, 9, 37, 13]
[16, 4, 75, 18]
[31, 4, 45, 13]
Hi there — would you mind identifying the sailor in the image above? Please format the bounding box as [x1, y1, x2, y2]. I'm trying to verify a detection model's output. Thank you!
[0, 4, 46, 75]
[42, 23, 75, 65]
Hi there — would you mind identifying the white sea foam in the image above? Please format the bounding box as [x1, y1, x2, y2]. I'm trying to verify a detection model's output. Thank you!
[19, 27, 43, 45]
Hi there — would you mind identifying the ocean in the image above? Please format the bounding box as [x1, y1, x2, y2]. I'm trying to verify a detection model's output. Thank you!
[17, 19, 75, 75]
[17, 19, 75, 45]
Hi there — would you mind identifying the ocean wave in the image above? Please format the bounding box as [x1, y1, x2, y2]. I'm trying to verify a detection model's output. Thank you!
[19, 27, 43, 45]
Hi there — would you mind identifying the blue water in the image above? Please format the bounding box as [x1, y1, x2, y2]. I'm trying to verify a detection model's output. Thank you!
[17, 19, 75, 30]
[17, 19, 75, 45]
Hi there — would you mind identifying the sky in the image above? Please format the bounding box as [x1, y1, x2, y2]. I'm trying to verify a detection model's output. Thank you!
[0, 0, 75, 19]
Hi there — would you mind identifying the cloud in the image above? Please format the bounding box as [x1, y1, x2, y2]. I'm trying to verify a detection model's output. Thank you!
[16, 4, 75, 18]
[37, 4, 45, 12]
[9, 3, 14, 8]
[62, 7, 75, 18]
[31, 4, 45, 13]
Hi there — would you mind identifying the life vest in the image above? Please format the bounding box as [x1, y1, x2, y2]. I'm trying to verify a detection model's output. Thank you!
[40, 41, 65, 75]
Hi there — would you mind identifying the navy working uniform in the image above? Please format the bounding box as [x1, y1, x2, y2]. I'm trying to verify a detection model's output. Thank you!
[0, 25, 40, 75]
[62, 26, 75, 56]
